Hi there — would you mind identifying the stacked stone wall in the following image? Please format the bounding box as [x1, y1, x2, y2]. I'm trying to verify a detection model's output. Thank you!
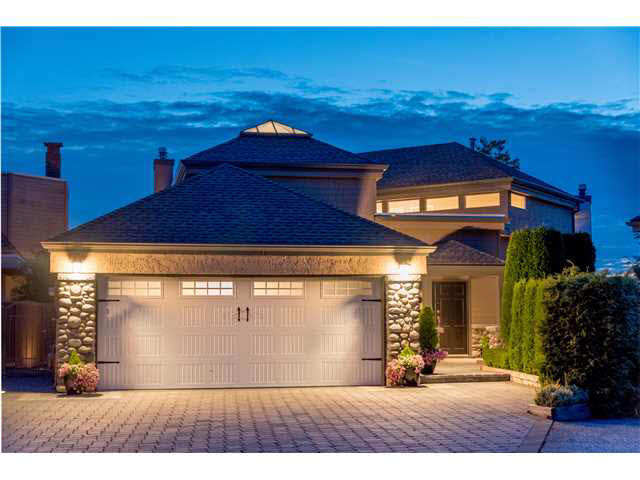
[55, 274, 96, 391]
[386, 278, 422, 360]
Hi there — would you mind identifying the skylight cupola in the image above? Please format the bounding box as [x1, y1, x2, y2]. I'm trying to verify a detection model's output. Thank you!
[241, 120, 311, 137]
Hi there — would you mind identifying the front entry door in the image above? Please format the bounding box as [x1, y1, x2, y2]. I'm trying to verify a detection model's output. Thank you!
[433, 282, 467, 354]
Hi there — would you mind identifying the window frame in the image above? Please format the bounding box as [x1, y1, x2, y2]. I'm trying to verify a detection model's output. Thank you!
[106, 278, 164, 298]
[179, 278, 236, 298]
[425, 195, 460, 212]
[464, 192, 501, 209]
[386, 198, 421, 214]
[321, 279, 374, 299]
[510, 192, 527, 209]
[252, 279, 306, 299]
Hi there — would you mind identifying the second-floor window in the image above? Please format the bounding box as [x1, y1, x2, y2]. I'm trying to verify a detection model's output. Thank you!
[511, 192, 527, 209]
[376, 201, 383, 213]
[465, 192, 501, 208]
[426, 196, 459, 211]
[387, 199, 420, 213]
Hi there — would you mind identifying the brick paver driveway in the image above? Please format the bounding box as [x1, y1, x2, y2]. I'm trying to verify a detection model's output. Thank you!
[3, 383, 537, 453]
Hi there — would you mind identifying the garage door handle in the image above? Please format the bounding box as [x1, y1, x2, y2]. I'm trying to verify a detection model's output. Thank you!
[237, 307, 241, 322]
[246, 307, 250, 322]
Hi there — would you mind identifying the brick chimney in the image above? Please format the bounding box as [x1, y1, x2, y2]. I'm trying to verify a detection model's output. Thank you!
[44, 142, 63, 178]
[469, 137, 476, 150]
[574, 183, 592, 234]
[154, 147, 174, 192]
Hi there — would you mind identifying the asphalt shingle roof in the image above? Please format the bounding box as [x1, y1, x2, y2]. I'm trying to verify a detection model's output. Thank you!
[360, 142, 573, 197]
[49, 163, 426, 247]
[429, 239, 504, 266]
[182, 134, 381, 169]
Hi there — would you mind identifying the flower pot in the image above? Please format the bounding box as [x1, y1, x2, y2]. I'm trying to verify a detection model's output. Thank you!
[63, 376, 82, 395]
[421, 360, 437, 375]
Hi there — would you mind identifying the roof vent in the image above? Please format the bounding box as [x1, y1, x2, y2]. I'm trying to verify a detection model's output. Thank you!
[241, 120, 311, 137]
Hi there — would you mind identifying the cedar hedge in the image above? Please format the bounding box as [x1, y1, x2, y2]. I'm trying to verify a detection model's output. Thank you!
[538, 272, 640, 417]
[508, 280, 526, 371]
[562, 232, 596, 272]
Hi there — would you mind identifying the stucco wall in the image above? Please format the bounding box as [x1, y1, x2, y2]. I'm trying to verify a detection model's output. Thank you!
[50, 250, 427, 276]
[509, 196, 575, 233]
[374, 218, 504, 247]
[269, 175, 378, 219]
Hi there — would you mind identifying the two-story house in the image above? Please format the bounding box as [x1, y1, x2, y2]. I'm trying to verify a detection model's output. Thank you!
[43, 120, 590, 391]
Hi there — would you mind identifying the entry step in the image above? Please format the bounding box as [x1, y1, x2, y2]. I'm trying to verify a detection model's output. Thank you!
[420, 373, 511, 384]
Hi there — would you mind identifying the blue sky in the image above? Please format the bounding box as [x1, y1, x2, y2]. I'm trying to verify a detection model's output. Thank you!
[2, 27, 638, 269]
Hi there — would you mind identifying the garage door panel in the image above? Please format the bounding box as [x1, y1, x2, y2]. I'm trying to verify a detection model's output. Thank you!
[98, 277, 383, 389]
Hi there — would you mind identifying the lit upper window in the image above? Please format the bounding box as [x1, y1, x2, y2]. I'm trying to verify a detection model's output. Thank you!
[465, 192, 501, 208]
[108, 280, 162, 297]
[254, 281, 304, 297]
[376, 202, 384, 213]
[387, 199, 420, 213]
[242, 120, 310, 136]
[511, 192, 527, 209]
[426, 196, 459, 211]
[181, 280, 234, 297]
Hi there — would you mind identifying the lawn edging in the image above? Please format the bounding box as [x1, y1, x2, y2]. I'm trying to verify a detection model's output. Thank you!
[480, 365, 540, 388]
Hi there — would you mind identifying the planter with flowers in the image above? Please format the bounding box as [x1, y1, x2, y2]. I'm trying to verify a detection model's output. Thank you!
[417, 305, 448, 374]
[58, 351, 100, 395]
[386, 346, 425, 386]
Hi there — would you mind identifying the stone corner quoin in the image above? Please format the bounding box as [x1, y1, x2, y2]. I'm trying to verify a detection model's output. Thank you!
[386, 279, 422, 361]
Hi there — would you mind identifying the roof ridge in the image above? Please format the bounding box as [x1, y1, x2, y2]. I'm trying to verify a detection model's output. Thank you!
[434, 239, 504, 264]
[359, 142, 458, 155]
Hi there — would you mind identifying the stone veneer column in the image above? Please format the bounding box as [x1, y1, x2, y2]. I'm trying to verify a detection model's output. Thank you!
[55, 273, 96, 392]
[385, 275, 422, 360]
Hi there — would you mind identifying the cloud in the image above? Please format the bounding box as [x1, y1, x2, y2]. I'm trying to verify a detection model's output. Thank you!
[2, 83, 638, 271]
[105, 65, 292, 85]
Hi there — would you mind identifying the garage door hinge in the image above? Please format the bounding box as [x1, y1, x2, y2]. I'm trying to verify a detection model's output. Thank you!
[98, 299, 120, 302]
[361, 299, 381, 302]
[96, 361, 120, 364]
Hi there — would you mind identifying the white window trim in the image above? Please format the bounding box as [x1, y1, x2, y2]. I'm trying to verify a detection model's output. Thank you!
[106, 278, 164, 298]
[179, 278, 236, 298]
[252, 279, 306, 299]
[321, 279, 374, 299]
[464, 192, 501, 209]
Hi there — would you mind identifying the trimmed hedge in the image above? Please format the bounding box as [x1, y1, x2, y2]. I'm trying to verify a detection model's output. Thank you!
[500, 227, 565, 342]
[563, 232, 596, 272]
[418, 305, 438, 352]
[482, 347, 509, 369]
[508, 280, 526, 371]
[521, 279, 539, 374]
[539, 272, 640, 417]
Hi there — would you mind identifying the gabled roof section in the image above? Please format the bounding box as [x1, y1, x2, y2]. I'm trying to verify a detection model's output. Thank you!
[429, 239, 504, 266]
[47, 163, 427, 248]
[242, 120, 310, 137]
[360, 142, 574, 199]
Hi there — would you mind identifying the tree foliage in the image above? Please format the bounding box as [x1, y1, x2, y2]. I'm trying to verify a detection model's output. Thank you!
[474, 137, 520, 169]
[563, 232, 596, 272]
[11, 252, 53, 303]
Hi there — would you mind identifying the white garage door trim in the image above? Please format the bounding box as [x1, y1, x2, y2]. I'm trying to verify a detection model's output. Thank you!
[97, 277, 383, 389]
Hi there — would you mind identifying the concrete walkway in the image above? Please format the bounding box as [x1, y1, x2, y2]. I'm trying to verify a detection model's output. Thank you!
[3, 382, 538, 453]
[542, 418, 640, 453]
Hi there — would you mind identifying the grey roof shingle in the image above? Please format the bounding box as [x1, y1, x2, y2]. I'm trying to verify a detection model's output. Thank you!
[48, 163, 426, 247]
[182, 133, 382, 169]
[360, 142, 574, 197]
[429, 239, 504, 266]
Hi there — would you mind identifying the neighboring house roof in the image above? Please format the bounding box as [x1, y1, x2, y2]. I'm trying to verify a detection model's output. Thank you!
[47, 163, 427, 248]
[360, 142, 574, 198]
[179, 122, 383, 175]
[428, 239, 504, 266]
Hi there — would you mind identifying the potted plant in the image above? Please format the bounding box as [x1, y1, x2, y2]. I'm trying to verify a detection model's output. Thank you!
[57, 351, 100, 395]
[418, 305, 448, 374]
[528, 384, 591, 421]
[386, 346, 425, 386]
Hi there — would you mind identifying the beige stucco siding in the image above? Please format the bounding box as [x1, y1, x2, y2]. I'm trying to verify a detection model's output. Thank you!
[49, 250, 428, 276]
[469, 275, 500, 327]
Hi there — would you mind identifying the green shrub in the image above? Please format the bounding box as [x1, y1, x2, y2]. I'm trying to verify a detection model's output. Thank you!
[399, 345, 416, 359]
[534, 384, 589, 407]
[562, 232, 596, 272]
[521, 279, 539, 373]
[482, 347, 509, 369]
[539, 272, 640, 417]
[508, 280, 526, 371]
[501, 227, 565, 342]
[418, 305, 438, 352]
[533, 279, 549, 375]
[69, 350, 83, 366]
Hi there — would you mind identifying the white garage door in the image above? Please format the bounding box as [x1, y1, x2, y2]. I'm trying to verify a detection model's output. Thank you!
[96, 277, 383, 389]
